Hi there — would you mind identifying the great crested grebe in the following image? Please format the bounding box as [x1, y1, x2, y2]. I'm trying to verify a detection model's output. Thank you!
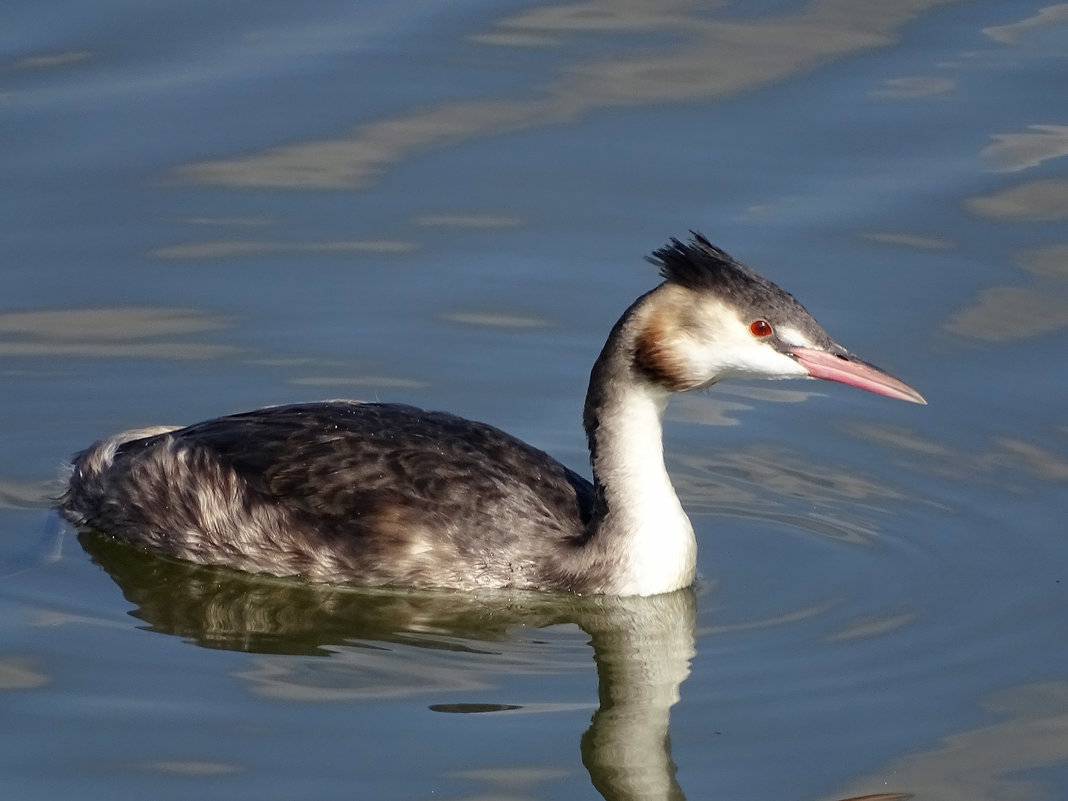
[60, 235, 924, 596]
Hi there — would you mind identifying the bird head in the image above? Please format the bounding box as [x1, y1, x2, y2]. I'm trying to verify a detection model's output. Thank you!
[633, 234, 925, 404]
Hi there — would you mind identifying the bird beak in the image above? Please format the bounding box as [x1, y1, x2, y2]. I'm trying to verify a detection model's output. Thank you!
[791, 347, 926, 405]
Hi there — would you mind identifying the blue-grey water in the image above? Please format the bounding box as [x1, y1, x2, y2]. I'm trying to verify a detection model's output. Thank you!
[3, 2, 1068, 800]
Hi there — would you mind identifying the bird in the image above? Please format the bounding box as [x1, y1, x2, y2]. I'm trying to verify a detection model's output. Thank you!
[59, 234, 925, 597]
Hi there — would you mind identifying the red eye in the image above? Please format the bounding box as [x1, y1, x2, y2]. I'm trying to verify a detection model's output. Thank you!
[749, 319, 773, 338]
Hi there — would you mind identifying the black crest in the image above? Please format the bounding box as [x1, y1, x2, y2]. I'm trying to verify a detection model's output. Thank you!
[648, 232, 781, 302]
[648, 232, 836, 349]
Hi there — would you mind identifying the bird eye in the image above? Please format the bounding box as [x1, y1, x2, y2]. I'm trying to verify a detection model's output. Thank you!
[749, 319, 773, 338]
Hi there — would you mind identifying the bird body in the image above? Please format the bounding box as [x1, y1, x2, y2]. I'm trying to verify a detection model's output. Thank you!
[60, 236, 924, 596]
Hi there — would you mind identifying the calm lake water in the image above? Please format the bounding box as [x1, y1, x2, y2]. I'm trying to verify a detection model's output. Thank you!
[3, 1, 1068, 799]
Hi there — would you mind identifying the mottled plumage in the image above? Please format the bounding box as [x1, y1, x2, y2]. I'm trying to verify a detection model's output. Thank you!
[62, 402, 611, 591]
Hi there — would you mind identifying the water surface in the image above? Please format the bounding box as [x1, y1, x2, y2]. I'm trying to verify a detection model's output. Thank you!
[3, 2, 1068, 799]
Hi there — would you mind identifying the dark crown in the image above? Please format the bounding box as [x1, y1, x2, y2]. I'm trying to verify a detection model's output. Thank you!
[648, 232, 778, 301]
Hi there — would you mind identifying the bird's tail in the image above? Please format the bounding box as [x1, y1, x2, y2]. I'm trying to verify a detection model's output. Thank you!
[57, 426, 181, 525]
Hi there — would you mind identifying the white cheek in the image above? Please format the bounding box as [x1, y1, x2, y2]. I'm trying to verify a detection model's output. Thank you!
[716, 342, 808, 380]
[676, 314, 808, 382]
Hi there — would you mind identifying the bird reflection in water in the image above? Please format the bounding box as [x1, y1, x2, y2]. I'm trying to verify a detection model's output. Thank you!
[80, 532, 907, 801]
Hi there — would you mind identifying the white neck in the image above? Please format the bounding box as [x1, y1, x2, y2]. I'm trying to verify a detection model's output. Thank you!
[580, 289, 699, 597]
[586, 381, 696, 596]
